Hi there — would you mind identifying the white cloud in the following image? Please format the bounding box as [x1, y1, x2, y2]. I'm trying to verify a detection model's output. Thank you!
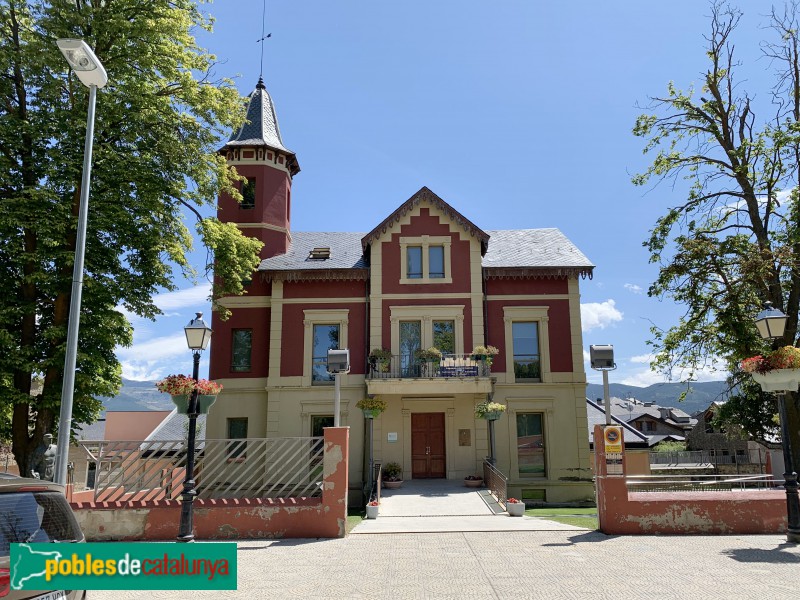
[629, 353, 653, 364]
[624, 283, 643, 295]
[580, 299, 623, 332]
[154, 284, 212, 312]
[118, 333, 194, 380]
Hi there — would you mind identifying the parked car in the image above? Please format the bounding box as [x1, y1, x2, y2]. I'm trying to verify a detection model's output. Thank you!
[0, 473, 86, 599]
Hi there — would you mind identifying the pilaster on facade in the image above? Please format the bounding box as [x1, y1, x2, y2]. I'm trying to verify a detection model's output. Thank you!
[567, 278, 586, 380]
[267, 280, 284, 388]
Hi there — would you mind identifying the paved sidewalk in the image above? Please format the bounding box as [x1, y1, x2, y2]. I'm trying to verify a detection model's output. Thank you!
[90, 532, 800, 599]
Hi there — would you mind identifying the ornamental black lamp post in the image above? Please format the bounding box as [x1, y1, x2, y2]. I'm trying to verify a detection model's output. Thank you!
[754, 302, 800, 544]
[177, 312, 212, 543]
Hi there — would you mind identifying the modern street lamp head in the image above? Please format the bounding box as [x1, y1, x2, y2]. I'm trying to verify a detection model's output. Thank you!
[755, 301, 788, 341]
[184, 312, 212, 351]
[589, 344, 616, 370]
[56, 39, 107, 88]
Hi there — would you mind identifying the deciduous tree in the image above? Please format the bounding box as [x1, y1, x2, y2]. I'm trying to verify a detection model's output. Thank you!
[634, 1, 800, 466]
[0, 0, 262, 475]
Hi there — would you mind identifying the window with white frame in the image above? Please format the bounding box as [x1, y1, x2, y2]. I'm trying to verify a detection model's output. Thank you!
[399, 235, 452, 284]
[303, 309, 349, 387]
[390, 306, 465, 359]
[503, 306, 549, 383]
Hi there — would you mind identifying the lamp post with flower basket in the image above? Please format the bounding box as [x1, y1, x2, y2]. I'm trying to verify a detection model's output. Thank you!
[475, 400, 507, 465]
[740, 302, 800, 543]
[154, 313, 214, 542]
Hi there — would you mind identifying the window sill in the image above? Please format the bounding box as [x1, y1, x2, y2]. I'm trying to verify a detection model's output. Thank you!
[399, 276, 453, 285]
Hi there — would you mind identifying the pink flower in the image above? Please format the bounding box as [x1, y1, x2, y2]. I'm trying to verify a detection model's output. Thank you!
[507, 497, 520, 503]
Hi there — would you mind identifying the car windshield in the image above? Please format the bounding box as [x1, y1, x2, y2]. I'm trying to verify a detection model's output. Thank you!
[0, 491, 81, 557]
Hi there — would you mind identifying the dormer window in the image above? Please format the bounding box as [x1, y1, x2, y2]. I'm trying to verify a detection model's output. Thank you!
[309, 247, 331, 260]
[399, 236, 452, 284]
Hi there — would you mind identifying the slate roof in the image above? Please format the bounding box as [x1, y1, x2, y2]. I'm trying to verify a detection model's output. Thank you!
[144, 409, 207, 446]
[586, 399, 653, 448]
[223, 78, 299, 175]
[258, 228, 591, 276]
[483, 229, 593, 271]
[258, 231, 368, 274]
[75, 419, 106, 441]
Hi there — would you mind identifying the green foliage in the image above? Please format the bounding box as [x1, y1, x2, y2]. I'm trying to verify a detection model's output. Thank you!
[632, 1, 800, 464]
[652, 440, 687, 453]
[0, 0, 260, 473]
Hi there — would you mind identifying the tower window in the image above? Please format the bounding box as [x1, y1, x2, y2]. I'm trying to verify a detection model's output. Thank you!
[241, 177, 256, 209]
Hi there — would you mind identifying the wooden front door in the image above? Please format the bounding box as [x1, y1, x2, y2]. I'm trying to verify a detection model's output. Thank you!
[411, 413, 446, 478]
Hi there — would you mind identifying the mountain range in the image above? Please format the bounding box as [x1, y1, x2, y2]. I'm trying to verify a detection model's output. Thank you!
[104, 378, 730, 417]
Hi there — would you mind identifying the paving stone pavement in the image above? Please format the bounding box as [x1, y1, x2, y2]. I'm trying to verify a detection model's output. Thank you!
[89, 531, 800, 599]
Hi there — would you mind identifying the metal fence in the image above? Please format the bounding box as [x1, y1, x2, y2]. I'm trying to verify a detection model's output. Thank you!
[78, 437, 325, 503]
[483, 459, 508, 508]
[626, 473, 779, 493]
[368, 353, 491, 379]
[649, 449, 768, 467]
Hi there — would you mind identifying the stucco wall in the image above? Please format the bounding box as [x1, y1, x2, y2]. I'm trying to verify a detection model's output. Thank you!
[594, 425, 787, 535]
[70, 427, 349, 540]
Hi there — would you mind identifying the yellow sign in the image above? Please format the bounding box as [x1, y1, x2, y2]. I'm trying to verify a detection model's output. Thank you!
[604, 426, 623, 453]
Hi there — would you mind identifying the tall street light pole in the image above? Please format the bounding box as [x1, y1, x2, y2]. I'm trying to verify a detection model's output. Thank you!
[177, 313, 213, 543]
[54, 39, 108, 486]
[754, 302, 800, 544]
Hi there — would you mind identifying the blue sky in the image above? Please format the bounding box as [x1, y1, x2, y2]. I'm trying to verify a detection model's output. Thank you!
[117, 1, 771, 386]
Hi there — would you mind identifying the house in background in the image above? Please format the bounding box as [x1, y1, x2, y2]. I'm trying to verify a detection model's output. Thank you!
[205, 76, 596, 504]
[72, 410, 172, 493]
[593, 396, 695, 443]
[586, 399, 652, 475]
[685, 402, 775, 476]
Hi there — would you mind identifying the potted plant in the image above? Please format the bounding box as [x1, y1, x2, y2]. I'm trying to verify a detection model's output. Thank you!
[383, 462, 403, 489]
[369, 347, 392, 373]
[155, 375, 223, 414]
[464, 474, 483, 488]
[356, 396, 388, 418]
[475, 400, 507, 420]
[365, 499, 379, 519]
[415, 347, 442, 376]
[506, 497, 525, 516]
[741, 345, 800, 391]
[471, 345, 500, 367]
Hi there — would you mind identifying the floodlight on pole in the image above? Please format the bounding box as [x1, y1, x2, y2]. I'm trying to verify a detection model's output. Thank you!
[53, 39, 106, 486]
[590, 345, 616, 426]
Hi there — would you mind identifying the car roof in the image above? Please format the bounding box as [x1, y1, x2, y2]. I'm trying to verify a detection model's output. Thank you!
[0, 472, 65, 494]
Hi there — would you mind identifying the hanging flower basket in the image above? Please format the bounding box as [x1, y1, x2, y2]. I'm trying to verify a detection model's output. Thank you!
[475, 401, 507, 420]
[751, 369, 800, 392]
[171, 394, 191, 414]
[197, 394, 218, 414]
[356, 397, 387, 419]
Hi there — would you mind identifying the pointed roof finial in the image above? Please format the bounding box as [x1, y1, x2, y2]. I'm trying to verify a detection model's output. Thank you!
[256, 76, 266, 90]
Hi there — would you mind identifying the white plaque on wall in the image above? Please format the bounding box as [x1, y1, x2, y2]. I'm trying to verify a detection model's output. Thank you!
[387, 432, 398, 442]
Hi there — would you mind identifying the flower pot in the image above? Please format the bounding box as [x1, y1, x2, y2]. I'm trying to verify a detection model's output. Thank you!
[384, 479, 403, 489]
[483, 410, 503, 421]
[366, 504, 379, 519]
[197, 394, 218, 414]
[752, 368, 800, 392]
[506, 501, 525, 516]
[171, 394, 190, 414]
[464, 478, 483, 488]
[171, 394, 217, 414]
[362, 408, 382, 419]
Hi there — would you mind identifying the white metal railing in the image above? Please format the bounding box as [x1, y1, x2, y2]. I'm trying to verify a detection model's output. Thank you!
[626, 473, 779, 493]
[649, 449, 768, 466]
[78, 437, 324, 503]
[368, 353, 491, 379]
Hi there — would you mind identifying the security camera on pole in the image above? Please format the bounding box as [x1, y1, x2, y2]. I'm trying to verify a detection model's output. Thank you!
[327, 349, 350, 426]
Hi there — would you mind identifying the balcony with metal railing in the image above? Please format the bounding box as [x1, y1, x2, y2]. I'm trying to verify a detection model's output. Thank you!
[365, 353, 494, 395]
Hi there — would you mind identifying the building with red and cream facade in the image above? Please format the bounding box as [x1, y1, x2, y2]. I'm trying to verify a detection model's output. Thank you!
[206, 77, 595, 504]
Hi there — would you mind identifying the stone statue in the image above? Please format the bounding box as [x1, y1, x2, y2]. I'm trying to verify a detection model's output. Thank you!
[30, 433, 57, 481]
